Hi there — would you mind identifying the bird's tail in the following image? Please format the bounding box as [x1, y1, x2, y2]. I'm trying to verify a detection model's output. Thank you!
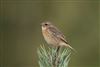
[64, 44, 77, 53]
[60, 38, 77, 52]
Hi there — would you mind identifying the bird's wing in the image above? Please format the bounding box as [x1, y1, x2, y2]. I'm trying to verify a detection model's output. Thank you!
[48, 26, 69, 44]
[48, 26, 76, 52]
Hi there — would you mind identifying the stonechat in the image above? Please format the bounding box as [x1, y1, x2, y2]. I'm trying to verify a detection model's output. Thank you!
[41, 21, 74, 50]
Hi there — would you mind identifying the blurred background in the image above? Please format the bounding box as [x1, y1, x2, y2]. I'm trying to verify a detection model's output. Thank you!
[0, 0, 99, 67]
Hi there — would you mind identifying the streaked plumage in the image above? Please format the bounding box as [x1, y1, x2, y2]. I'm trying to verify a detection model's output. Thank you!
[41, 21, 74, 50]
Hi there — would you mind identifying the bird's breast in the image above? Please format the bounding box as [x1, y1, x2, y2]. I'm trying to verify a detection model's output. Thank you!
[42, 28, 58, 46]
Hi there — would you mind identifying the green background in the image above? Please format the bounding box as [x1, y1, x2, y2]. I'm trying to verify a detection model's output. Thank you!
[0, 0, 99, 67]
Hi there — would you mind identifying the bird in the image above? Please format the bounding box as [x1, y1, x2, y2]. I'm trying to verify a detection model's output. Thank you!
[41, 21, 74, 50]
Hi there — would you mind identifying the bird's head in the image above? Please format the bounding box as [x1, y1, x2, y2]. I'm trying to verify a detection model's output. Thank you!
[41, 21, 52, 30]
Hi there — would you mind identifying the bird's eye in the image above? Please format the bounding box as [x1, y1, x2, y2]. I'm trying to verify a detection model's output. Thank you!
[45, 24, 48, 26]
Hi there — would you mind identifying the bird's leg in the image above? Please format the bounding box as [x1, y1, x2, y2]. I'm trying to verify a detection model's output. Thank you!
[57, 46, 60, 52]
[54, 46, 61, 67]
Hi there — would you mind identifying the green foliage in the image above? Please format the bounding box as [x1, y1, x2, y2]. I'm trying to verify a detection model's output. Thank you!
[37, 45, 71, 67]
